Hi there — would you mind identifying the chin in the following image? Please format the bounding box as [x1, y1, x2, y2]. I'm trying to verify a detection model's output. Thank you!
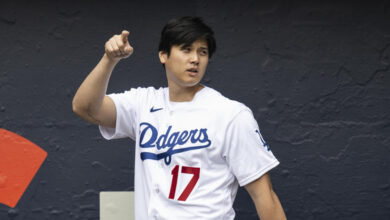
[180, 80, 201, 88]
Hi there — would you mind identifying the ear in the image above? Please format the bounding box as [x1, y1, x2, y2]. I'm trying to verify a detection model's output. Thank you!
[159, 51, 168, 64]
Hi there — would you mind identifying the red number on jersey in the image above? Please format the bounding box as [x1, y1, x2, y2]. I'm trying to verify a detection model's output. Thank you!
[168, 165, 200, 201]
[168, 165, 179, 199]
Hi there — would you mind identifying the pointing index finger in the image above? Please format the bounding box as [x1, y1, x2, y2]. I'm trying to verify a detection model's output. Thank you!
[121, 30, 130, 43]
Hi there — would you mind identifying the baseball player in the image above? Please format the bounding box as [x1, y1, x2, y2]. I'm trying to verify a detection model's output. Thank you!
[73, 17, 286, 219]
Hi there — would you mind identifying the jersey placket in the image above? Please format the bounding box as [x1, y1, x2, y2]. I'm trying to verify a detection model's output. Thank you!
[147, 104, 174, 220]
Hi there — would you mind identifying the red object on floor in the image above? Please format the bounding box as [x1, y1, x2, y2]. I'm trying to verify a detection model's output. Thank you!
[0, 128, 47, 208]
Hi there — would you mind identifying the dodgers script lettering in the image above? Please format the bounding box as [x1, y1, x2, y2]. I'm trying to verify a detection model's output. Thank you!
[139, 122, 212, 165]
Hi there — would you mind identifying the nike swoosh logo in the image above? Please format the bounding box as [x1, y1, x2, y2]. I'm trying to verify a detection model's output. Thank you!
[150, 106, 163, 112]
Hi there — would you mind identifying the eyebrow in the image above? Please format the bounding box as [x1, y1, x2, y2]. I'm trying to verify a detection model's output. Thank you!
[179, 44, 208, 50]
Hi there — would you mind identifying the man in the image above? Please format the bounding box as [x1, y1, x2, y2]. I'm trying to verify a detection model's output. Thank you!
[73, 16, 286, 220]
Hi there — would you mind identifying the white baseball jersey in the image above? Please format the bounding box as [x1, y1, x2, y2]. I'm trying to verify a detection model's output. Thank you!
[99, 86, 279, 220]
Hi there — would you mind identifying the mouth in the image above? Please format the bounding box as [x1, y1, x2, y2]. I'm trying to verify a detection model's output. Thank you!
[186, 68, 199, 76]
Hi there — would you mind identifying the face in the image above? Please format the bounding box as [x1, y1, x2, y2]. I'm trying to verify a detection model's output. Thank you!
[159, 39, 209, 89]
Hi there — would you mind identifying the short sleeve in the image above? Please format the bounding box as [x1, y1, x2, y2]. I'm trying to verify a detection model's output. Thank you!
[223, 109, 279, 187]
[99, 88, 141, 140]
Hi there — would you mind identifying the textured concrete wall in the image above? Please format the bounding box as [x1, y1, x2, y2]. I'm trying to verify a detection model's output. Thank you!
[1, 0, 389, 219]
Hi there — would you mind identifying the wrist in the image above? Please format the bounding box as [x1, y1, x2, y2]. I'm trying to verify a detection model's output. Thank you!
[102, 53, 120, 66]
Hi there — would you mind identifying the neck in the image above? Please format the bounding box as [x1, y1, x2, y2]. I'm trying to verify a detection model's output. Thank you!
[168, 83, 204, 102]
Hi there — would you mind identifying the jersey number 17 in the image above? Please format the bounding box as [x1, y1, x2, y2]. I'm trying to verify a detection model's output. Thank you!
[168, 165, 200, 202]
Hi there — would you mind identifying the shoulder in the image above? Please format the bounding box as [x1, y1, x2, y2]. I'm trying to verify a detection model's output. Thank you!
[124, 86, 165, 94]
[200, 86, 252, 120]
[107, 86, 167, 110]
[110, 86, 166, 99]
[201, 86, 250, 111]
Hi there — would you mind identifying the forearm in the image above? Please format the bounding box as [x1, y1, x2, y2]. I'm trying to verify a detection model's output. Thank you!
[254, 190, 286, 220]
[72, 54, 118, 118]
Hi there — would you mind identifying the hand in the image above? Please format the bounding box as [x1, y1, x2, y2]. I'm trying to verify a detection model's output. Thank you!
[104, 30, 134, 62]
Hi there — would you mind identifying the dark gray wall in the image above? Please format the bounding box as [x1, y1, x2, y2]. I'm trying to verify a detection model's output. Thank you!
[1, 0, 389, 219]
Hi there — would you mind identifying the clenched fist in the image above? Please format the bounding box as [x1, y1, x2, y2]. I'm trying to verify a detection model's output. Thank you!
[105, 30, 134, 61]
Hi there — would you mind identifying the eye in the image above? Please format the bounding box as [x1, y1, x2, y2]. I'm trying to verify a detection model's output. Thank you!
[200, 50, 208, 56]
[182, 47, 191, 53]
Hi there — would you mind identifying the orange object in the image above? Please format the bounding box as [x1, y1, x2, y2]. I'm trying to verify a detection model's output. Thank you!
[0, 128, 47, 208]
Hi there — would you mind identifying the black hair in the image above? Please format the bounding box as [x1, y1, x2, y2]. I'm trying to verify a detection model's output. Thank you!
[158, 16, 216, 58]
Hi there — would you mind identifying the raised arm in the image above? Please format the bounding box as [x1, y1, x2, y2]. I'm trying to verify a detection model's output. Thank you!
[72, 30, 134, 128]
[245, 173, 287, 220]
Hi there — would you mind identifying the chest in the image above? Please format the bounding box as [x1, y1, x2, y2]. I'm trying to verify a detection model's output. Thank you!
[136, 107, 225, 166]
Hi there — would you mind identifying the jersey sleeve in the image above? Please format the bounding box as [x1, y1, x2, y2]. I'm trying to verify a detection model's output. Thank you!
[99, 88, 141, 141]
[223, 108, 279, 187]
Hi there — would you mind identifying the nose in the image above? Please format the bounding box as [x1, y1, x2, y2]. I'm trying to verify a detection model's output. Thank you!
[190, 52, 200, 65]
